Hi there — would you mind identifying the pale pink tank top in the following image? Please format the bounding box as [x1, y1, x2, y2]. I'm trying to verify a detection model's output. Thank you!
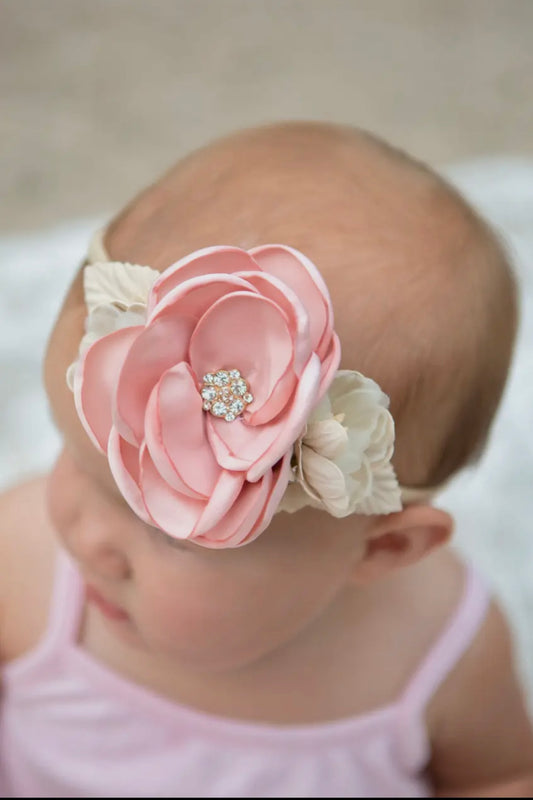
[0, 550, 490, 798]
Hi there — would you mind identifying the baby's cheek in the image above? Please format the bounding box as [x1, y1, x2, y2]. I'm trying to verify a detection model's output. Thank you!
[132, 562, 240, 661]
[141, 566, 237, 640]
[47, 447, 130, 552]
[47, 449, 84, 538]
[133, 557, 302, 669]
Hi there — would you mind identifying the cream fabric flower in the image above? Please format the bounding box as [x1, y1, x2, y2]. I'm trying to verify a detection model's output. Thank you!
[66, 262, 158, 390]
[278, 370, 402, 516]
[83, 261, 159, 313]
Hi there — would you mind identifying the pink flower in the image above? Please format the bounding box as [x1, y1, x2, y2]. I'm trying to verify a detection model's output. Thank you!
[73, 245, 340, 547]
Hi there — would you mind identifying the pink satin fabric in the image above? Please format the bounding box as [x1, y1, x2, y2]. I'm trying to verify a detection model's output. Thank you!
[74, 245, 341, 547]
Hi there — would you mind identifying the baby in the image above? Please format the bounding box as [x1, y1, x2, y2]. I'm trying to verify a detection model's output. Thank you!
[1, 121, 533, 797]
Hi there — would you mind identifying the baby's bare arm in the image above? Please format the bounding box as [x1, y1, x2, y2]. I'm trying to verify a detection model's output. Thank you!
[0, 482, 24, 662]
[428, 600, 533, 796]
[0, 477, 57, 667]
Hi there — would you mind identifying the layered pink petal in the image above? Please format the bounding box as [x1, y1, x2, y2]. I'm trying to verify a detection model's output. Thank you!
[107, 429, 150, 523]
[232, 272, 309, 426]
[235, 449, 293, 547]
[246, 368, 297, 427]
[250, 245, 333, 355]
[193, 469, 273, 549]
[144, 363, 219, 499]
[317, 332, 342, 400]
[193, 469, 245, 535]
[139, 445, 204, 538]
[147, 273, 257, 326]
[75, 326, 144, 452]
[207, 353, 322, 481]
[316, 321, 335, 361]
[114, 315, 193, 445]
[189, 292, 293, 412]
[148, 247, 258, 313]
[236, 271, 312, 375]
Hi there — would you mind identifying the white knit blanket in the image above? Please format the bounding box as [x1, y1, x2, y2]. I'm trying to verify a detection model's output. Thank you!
[1, 159, 533, 708]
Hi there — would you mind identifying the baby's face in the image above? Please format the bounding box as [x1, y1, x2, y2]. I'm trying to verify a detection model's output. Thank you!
[44, 271, 367, 670]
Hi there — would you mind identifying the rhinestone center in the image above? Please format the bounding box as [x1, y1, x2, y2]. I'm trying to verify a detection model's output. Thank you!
[200, 369, 254, 422]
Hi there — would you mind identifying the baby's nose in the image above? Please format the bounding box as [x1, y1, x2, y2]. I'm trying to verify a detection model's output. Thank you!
[72, 522, 132, 581]
[86, 543, 131, 581]
[48, 447, 133, 580]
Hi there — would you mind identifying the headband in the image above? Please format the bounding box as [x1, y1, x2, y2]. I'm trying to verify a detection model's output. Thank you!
[67, 230, 439, 548]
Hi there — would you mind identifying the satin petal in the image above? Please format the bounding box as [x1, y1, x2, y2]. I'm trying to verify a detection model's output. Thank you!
[250, 244, 333, 354]
[74, 326, 143, 452]
[139, 445, 204, 539]
[148, 247, 258, 313]
[237, 449, 293, 547]
[235, 271, 311, 375]
[107, 429, 150, 522]
[232, 273, 308, 426]
[316, 322, 335, 361]
[193, 469, 245, 535]
[144, 363, 219, 499]
[317, 332, 342, 400]
[189, 292, 293, 414]
[193, 469, 273, 549]
[246, 368, 297, 427]
[114, 315, 193, 445]
[147, 273, 257, 326]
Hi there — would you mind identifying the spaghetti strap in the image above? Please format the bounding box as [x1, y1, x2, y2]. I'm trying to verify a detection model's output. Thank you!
[399, 561, 491, 715]
[38, 547, 84, 654]
[46, 548, 84, 648]
[2, 548, 85, 681]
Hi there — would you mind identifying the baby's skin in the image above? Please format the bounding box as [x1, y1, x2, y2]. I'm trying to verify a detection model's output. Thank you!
[1, 123, 533, 795]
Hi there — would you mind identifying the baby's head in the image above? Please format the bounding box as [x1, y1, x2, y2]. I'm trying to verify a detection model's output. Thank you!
[43, 122, 517, 670]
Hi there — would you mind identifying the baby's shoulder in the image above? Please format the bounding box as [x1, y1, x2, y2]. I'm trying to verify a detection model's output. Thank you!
[391, 544, 467, 632]
[360, 544, 467, 659]
[0, 475, 58, 663]
[333, 547, 468, 712]
[389, 545, 480, 676]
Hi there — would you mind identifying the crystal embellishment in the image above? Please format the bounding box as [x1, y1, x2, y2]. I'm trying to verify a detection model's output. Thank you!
[200, 369, 253, 422]
[201, 386, 217, 402]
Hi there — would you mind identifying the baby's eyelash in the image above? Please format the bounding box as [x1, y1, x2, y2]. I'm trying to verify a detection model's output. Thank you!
[150, 527, 190, 551]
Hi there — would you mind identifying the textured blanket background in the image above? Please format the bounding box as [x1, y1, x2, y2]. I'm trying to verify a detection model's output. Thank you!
[1, 158, 532, 707]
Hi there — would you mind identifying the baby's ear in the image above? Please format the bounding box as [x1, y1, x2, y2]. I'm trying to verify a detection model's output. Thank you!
[352, 505, 453, 583]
